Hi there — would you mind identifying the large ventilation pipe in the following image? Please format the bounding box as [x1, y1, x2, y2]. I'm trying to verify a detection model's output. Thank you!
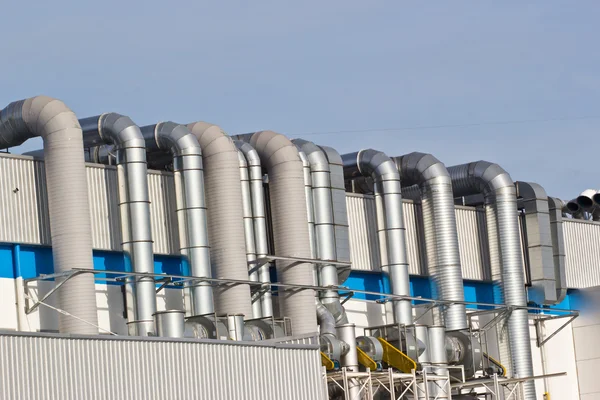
[566, 198, 585, 219]
[342, 150, 412, 325]
[80, 113, 156, 336]
[547, 198, 568, 303]
[187, 122, 252, 320]
[236, 131, 317, 335]
[515, 182, 564, 306]
[447, 162, 536, 400]
[0, 96, 98, 334]
[293, 139, 348, 325]
[577, 189, 600, 221]
[393, 152, 467, 331]
[235, 141, 274, 318]
[141, 122, 214, 317]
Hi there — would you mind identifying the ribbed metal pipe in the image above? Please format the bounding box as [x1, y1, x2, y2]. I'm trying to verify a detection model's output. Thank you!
[394, 152, 467, 331]
[187, 122, 253, 320]
[80, 114, 156, 336]
[142, 122, 213, 317]
[235, 141, 273, 318]
[238, 131, 317, 335]
[0, 96, 98, 334]
[237, 149, 262, 319]
[294, 139, 348, 325]
[342, 150, 412, 325]
[448, 161, 535, 400]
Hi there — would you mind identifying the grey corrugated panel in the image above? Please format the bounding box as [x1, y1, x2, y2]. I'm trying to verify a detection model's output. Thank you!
[85, 164, 122, 250]
[563, 219, 600, 288]
[403, 201, 423, 275]
[147, 170, 179, 255]
[0, 332, 324, 400]
[0, 154, 50, 245]
[346, 193, 380, 271]
[455, 206, 490, 281]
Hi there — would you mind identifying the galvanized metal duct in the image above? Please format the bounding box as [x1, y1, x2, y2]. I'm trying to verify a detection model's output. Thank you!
[393, 152, 467, 331]
[566, 198, 585, 219]
[237, 149, 262, 318]
[235, 141, 274, 318]
[237, 131, 317, 335]
[141, 122, 214, 317]
[447, 161, 536, 400]
[342, 150, 412, 325]
[187, 122, 252, 320]
[0, 96, 98, 334]
[293, 139, 348, 325]
[80, 113, 157, 336]
[515, 181, 562, 306]
[547, 197, 568, 303]
[577, 189, 600, 221]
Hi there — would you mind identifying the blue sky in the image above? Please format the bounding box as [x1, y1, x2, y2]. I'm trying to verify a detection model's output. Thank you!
[0, 1, 598, 198]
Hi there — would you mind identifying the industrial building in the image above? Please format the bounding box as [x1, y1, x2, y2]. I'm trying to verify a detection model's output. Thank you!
[0, 95, 598, 399]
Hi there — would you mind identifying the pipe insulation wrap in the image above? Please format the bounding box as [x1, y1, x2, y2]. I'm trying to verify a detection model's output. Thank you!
[81, 113, 156, 335]
[342, 150, 412, 325]
[0, 96, 98, 334]
[235, 141, 274, 318]
[187, 122, 252, 319]
[448, 161, 535, 400]
[394, 152, 467, 331]
[294, 139, 348, 325]
[142, 122, 214, 317]
[244, 131, 318, 335]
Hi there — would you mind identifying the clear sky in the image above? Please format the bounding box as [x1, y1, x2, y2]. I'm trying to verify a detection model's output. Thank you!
[1, 1, 598, 199]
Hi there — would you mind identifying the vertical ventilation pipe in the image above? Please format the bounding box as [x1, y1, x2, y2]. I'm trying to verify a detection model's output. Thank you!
[293, 139, 348, 324]
[393, 153, 467, 331]
[547, 198, 568, 302]
[0, 96, 98, 334]
[515, 182, 563, 305]
[141, 122, 214, 317]
[235, 141, 274, 318]
[237, 149, 262, 318]
[187, 122, 252, 321]
[342, 150, 413, 325]
[237, 131, 317, 335]
[448, 162, 536, 400]
[80, 114, 156, 336]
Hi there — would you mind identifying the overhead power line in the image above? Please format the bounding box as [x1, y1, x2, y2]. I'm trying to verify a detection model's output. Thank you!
[291, 115, 600, 137]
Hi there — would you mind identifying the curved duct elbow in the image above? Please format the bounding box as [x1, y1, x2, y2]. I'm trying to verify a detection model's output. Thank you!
[237, 131, 317, 335]
[566, 198, 584, 219]
[342, 150, 412, 326]
[142, 122, 214, 317]
[80, 113, 156, 336]
[0, 96, 98, 334]
[515, 181, 560, 305]
[448, 161, 535, 399]
[394, 152, 467, 331]
[187, 122, 252, 320]
[577, 189, 596, 211]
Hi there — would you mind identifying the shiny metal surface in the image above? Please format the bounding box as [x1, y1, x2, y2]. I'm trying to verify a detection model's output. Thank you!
[563, 219, 600, 288]
[154, 310, 185, 338]
[448, 161, 536, 400]
[0, 331, 324, 400]
[394, 152, 467, 331]
[0, 96, 98, 335]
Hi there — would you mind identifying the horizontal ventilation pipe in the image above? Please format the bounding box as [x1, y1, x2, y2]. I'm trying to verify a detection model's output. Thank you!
[566, 198, 585, 219]
[547, 197, 568, 303]
[342, 150, 413, 326]
[577, 189, 600, 221]
[80, 113, 156, 336]
[393, 152, 467, 331]
[448, 161, 536, 400]
[235, 141, 274, 318]
[236, 131, 317, 335]
[319, 145, 352, 286]
[141, 122, 214, 317]
[0, 96, 98, 334]
[293, 139, 348, 325]
[237, 149, 262, 318]
[515, 182, 560, 305]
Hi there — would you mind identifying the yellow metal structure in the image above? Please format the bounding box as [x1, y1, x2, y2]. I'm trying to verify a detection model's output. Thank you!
[321, 352, 335, 371]
[484, 353, 507, 377]
[356, 347, 378, 371]
[376, 337, 417, 373]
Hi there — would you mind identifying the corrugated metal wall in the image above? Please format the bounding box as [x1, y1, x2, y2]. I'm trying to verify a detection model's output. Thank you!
[564, 219, 600, 288]
[0, 332, 324, 400]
